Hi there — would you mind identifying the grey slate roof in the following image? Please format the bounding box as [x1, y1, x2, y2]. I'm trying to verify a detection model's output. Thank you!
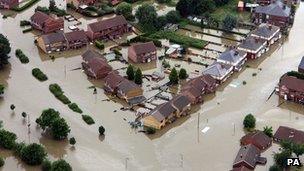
[251, 24, 280, 39]
[238, 36, 266, 51]
[41, 31, 66, 44]
[203, 62, 233, 78]
[218, 49, 246, 64]
[255, 1, 291, 17]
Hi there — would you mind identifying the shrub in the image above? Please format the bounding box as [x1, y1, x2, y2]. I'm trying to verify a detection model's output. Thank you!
[126, 65, 134, 80]
[22, 28, 33, 33]
[10, 104, 15, 110]
[49, 84, 71, 104]
[99, 126, 105, 135]
[82, 115, 95, 125]
[95, 40, 104, 50]
[134, 68, 143, 85]
[179, 68, 188, 79]
[20, 20, 31, 26]
[20, 143, 47, 165]
[68, 103, 83, 113]
[130, 36, 162, 47]
[69, 137, 76, 146]
[42, 159, 52, 171]
[0, 84, 4, 95]
[36, 108, 60, 130]
[51, 118, 71, 140]
[0, 129, 17, 149]
[263, 126, 273, 137]
[12, 0, 40, 12]
[169, 68, 179, 84]
[51, 159, 72, 171]
[57, 94, 71, 104]
[15, 49, 29, 63]
[0, 157, 4, 167]
[32, 68, 48, 81]
[146, 127, 156, 134]
[243, 114, 256, 130]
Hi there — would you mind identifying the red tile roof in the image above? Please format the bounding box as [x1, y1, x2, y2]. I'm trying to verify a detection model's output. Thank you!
[280, 75, 304, 93]
[88, 15, 127, 33]
[241, 131, 272, 151]
[274, 126, 304, 144]
[130, 42, 156, 55]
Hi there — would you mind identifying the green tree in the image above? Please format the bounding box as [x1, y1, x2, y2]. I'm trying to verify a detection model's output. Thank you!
[222, 15, 237, 31]
[0, 157, 4, 167]
[126, 65, 134, 80]
[135, 4, 158, 32]
[99, 125, 105, 135]
[116, 2, 133, 20]
[49, 0, 56, 11]
[280, 140, 293, 151]
[51, 118, 70, 140]
[155, 16, 168, 29]
[20, 143, 47, 165]
[243, 114, 256, 130]
[269, 165, 282, 171]
[169, 68, 179, 84]
[274, 150, 291, 169]
[69, 137, 76, 146]
[263, 126, 273, 137]
[0, 34, 11, 69]
[179, 68, 188, 79]
[292, 143, 304, 157]
[42, 159, 52, 171]
[0, 85, 4, 95]
[166, 10, 181, 24]
[36, 108, 60, 130]
[0, 129, 17, 149]
[22, 112, 27, 118]
[176, 0, 215, 17]
[134, 68, 143, 85]
[51, 159, 72, 171]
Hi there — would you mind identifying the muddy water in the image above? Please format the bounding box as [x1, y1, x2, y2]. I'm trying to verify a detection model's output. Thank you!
[0, 1, 304, 171]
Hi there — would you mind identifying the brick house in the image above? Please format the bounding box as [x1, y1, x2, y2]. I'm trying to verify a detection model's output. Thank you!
[104, 72, 125, 93]
[276, 73, 304, 104]
[240, 131, 272, 151]
[36, 30, 89, 53]
[202, 62, 234, 84]
[0, 0, 18, 9]
[253, 1, 291, 28]
[237, 36, 267, 59]
[65, 30, 88, 49]
[81, 50, 112, 79]
[217, 49, 247, 71]
[233, 145, 267, 170]
[87, 15, 131, 41]
[170, 95, 191, 117]
[36, 32, 68, 53]
[250, 24, 281, 46]
[181, 74, 217, 104]
[128, 42, 157, 63]
[273, 126, 304, 144]
[30, 11, 64, 33]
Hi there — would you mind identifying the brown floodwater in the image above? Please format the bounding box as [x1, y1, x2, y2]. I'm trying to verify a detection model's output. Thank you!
[1, 1, 304, 171]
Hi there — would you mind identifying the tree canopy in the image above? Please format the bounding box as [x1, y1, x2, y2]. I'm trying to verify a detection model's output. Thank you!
[126, 65, 134, 80]
[0, 129, 17, 150]
[135, 4, 158, 32]
[51, 159, 72, 171]
[169, 68, 179, 84]
[222, 15, 237, 31]
[243, 114, 256, 130]
[165, 10, 181, 24]
[116, 2, 133, 21]
[179, 68, 188, 79]
[51, 118, 70, 140]
[20, 143, 47, 165]
[176, 0, 215, 17]
[134, 68, 143, 85]
[0, 34, 11, 69]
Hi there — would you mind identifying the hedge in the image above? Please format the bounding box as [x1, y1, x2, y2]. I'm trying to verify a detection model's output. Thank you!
[82, 115, 95, 125]
[68, 103, 83, 114]
[286, 71, 304, 80]
[32, 68, 48, 81]
[49, 84, 71, 104]
[130, 35, 162, 47]
[15, 49, 29, 64]
[20, 20, 31, 27]
[147, 31, 207, 49]
[12, 0, 40, 12]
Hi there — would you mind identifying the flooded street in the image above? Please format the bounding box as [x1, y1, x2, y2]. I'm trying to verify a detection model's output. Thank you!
[0, 1, 304, 171]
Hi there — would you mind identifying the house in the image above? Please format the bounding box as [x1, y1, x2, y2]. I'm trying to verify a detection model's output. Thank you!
[233, 144, 267, 170]
[276, 73, 304, 104]
[217, 49, 247, 71]
[202, 62, 234, 84]
[81, 50, 112, 79]
[240, 131, 272, 151]
[116, 80, 145, 104]
[36, 32, 67, 53]
[30, 11, 64, 33]
[142, 102, 177, 129]
[170, 95, 191, 116]
[65, 30, 89, 49]
[253, 1, 291, 28]
[67, 0, 96, 7]
[237, 36, 267, 59]
[273, 126, 304, 144]
[128, 42, 157, 63]
[87, 15, 131, 41]
[104, 72, 125, 93]
[298, 57, 304, 73]
[0, 0, 18, 9]
[250, 24, 281, 46]
[181, 74, 217, 104]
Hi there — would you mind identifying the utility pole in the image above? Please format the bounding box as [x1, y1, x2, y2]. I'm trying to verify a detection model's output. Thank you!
[180, 154, 184, 168]
[197, 113, 200, 143]
[125, 157, 129, 171]
[64, 65, 67, 79]
[27, 114, 31, 143]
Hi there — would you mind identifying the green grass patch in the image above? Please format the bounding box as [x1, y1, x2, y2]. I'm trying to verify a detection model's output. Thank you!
[32, 68, 48, 81]
[49, 84, 71, 104]
[12, 0, 40, 12]
[82, 115, 95, 125]
[68, 103, 83, 114]
[15, 49, 29, 64]
[147, 31, 207, 49]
